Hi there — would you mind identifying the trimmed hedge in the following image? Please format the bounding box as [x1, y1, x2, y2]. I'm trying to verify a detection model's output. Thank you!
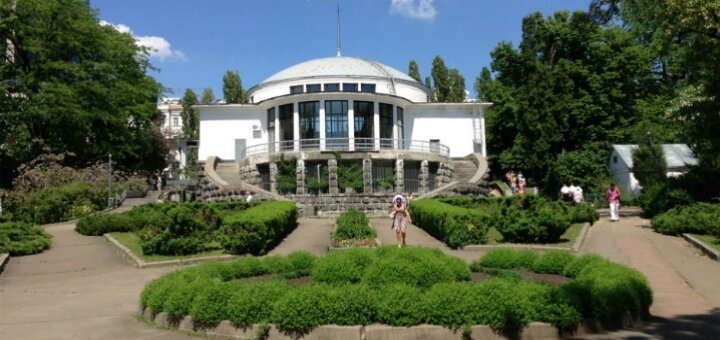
[14, 181, 106, 224]
[651, 203, 720, 238]
[408, 199, 489, 248]
[219, 201, 298, 255]
[0, 221, 53, 256]
[141, 247, 652, 335]
[333, 209, 376, 241]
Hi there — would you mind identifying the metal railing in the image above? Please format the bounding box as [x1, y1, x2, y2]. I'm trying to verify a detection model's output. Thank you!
[242, 138, 450, 159]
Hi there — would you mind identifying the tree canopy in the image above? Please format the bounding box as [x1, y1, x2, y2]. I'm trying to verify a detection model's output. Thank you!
[0, 0, 166, 188]
[408, 60, 422, 84]
[222, 70, 246, 104]
[200, 87, 215, 105]
[180, 89, 199, 139]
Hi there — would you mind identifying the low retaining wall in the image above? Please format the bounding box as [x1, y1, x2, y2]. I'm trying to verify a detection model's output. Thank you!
[0, 253, 9, 276]
[142, 309, 562, 340]
[682, 234, 720, 261]
[460, 223, 591, 253]
[104, 234, 237, 269]
[288, 193, 393, 217]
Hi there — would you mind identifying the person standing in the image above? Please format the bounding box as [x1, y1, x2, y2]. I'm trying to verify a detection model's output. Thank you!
[517, 172, 526, 195]
[606, 183, 622, 222]
[560, 183, 571, 202]
[573, 184, 584, 204]
[392, 197, 411, 247]
[246, 191, 254, 202]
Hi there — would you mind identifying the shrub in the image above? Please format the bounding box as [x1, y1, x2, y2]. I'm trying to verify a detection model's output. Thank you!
[327, 284, 376, 326]
[311, 248, 376, 284]
[191, 282, 235, 325]
[473, 249, 538, 270]
[164, 279, 208, 318]
[0, 222, 53, 256]
[333, 209, 376, 241]
[496, 197, 571, 243]
[363, 247, 469, 288]
[569, 203, 599, 225]
[76, 213, 138, 235]
[285, 251, 317, 278]
[219, 201, 297, 255]
[226, 280, 290, 327]
[15, 181, 106, 224]
[409, 199, 489, 248]
[651, 203, 720, 236]
[561, 254, 606, 278]
[638, 181, 694, 217]
[374, 284, 424, 326]
[271, 284, 333, 334]
[337, 162, 363, 193]
[531, 251, 575, 275]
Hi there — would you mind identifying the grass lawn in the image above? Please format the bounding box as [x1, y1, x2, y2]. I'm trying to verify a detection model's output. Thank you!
[109, 232, 226, 262]
[690, 234, 720, 253]
[486, 223, 585, 247]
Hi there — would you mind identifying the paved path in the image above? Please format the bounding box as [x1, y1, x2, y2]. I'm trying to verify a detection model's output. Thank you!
[3, 199, 720, 339]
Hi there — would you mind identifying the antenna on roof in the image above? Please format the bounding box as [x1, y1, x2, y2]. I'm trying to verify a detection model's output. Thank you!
[336, 4, 341, 57]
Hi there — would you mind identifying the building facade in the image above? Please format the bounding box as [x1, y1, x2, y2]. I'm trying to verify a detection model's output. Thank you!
[196, 56, 490, 196]
[609, 144, 698, 195]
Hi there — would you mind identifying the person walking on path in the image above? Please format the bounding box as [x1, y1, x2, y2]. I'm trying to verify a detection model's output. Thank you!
[392, 197, 411, 247]
[606, 183, 622, 221]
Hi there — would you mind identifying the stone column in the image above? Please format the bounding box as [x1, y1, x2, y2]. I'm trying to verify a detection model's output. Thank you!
[269, 162, 278, 193]
[363, 158, 372, 193]
[296, 159, 306, 195]
[395, 159, 404, 193]
[328, 159, 339, 194]
[419, 160, 429, 194]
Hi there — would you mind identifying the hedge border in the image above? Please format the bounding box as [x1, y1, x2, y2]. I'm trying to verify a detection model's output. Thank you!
[104, 233, 238, 268]
[328, 221, 381, 251]
[140, 309, 642, 340]
[462, 223, 590, 253]
[682, 234, 720, 261]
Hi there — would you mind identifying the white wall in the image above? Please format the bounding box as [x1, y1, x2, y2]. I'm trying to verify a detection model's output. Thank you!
[406, 105, 477, 157]
[198, 106, 266, 161]
[609, 150, 641, 195]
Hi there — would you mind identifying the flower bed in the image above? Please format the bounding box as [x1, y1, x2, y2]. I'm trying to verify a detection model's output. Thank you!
[76, 201, 297, 256]
[140, 247, 652, 337]
[331, 209, 377, 248]
[0, 221, 53, 256]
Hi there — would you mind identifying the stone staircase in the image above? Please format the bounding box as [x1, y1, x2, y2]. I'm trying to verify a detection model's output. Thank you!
[214, 162, 244, 185]
[418, 153, 491, 199]
[451, 158, 479, 183]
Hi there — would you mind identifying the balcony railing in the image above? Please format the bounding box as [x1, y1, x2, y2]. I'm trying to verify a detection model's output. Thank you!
[241, 138, 450, 159]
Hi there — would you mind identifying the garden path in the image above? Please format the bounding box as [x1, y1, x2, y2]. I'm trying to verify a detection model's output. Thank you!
[578, 213, 720, 339]
[268, 218, 335, 256]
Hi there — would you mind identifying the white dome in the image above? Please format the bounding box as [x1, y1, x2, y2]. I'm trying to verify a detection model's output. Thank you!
[261, 56, 417, 84]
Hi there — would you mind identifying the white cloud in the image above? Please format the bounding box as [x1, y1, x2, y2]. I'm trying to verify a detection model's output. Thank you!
[99, 20, 187, 62]
[390, 0, 437, 20]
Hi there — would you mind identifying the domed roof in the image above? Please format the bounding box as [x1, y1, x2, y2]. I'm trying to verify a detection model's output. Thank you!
[261, 56, 416, 84]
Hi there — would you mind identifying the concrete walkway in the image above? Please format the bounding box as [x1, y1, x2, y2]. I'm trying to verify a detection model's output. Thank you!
[2, 198, 720, 339]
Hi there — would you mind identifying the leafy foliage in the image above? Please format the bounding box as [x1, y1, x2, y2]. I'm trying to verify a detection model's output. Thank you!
[0, 0, 166, 187]
[219, 201, 298, 255]
[337, 162, 363, 193]
[333, 209, 375, 241]
[180, 89, 199, 139]
[0, 221, 53, 256]
[631, 141, 667, 187]
[408, 199, 489, 248]
[276, 154, 297, 194]
[222, 70, 246, 104]
[651, 203, 720, 238]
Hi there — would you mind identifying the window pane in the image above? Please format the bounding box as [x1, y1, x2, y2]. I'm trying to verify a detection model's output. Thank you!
[290, 85, 303, 94]
[306, 84, 321, 93]
[325, 100, 348, 149]
[353, 101, 373, 141]
[379, 103, 393, 148]
[361, 83, 376, 93]
[279, 104, 294, 146]
[343, 83, 358, 92]
[299, 101, 319, 148]
[397, 107, 404, 141]
[324, 83, 339, 92]
[267, 108, 276, 151]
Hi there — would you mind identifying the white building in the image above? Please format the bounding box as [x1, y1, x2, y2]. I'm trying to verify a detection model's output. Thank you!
[157, 97, 190, 176]
[609, 144, 698, 195]
[197, 56, 490, 161]
[195, 56, 491, 195]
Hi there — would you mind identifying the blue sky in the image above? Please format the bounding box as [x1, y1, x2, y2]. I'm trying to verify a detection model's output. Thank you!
[91, 0, 591, 99]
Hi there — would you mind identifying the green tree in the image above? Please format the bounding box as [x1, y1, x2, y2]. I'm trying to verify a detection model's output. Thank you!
[222, 70, 246, 104]
[632, 138, 667, 188]
[408, 60, 422, 83]
[431, 55, 449, 102]
[200, 87, 215, 105]
[0, 0, 166, 187]
[474, 67, 494, 101]
[447, 68, 466, 102]
[180, 89, 199, 139]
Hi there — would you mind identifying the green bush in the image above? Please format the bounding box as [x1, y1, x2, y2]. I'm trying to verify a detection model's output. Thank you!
[227, 280, 290, 327]
[561, 254, 606, 278]
[286, 251, 317, 278]
[311, 248, 376, 284]
[569, 203, 600, 225]
[191, 282, 235, 325]
[333, 209, 376, 241]
[76, 213, 138, 235]
[409, 199, 489, 248]
[15, 181, 106, 224]
[327, 284, 376, 326]
[651, 203, 720, 237]
[374, 284, 424, 326]
[219, 201, 297, 255]
[363, 247, 469, 288]
[639, 181, 695, 217]
[0, 221, 53, 256]
[496, 197, 571, 243]
[337, 162, 363, 193]
[271, 284, 333, 334]
[531, 251, 575, 275]
[472, 249, 539, 270]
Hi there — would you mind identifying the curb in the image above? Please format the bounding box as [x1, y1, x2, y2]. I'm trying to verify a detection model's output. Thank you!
[463, 223, 591, 253]
[141, 308, 563, 340]
[682, 234, 720, 261]
[103, 234, 238, 268]
[0, 253, 9, 276]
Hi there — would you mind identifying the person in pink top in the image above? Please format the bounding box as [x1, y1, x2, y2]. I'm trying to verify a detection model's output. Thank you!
[606, 183, 622, 222]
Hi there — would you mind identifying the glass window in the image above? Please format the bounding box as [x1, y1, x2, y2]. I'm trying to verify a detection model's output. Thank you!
[361, 83, 376, 93]
[299, 101, 320, 148]
[279, 104, 294, 150]
[172, 117, 179, 126]
[397, 107, 404, 146]
[267, 108, 276, 151]
[306, 84, 321, 93]
[353, 101, 373, 147]
[324, 83, 339, 92]
[325, 100, 348, 149]
[379, 103, 393, 148]
[343, 83, 358, 92]
[290, 85, 303, 94]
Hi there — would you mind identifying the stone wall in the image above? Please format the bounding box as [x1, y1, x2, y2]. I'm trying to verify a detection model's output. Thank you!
[196, 172, 274, 202]
[436, 162, 454, 186]
[239, 164, 261, 186]
[287, 193, 394, 217]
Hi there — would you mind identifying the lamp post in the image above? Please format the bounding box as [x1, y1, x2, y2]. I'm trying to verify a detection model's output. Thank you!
[108, 153, 113, 208]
